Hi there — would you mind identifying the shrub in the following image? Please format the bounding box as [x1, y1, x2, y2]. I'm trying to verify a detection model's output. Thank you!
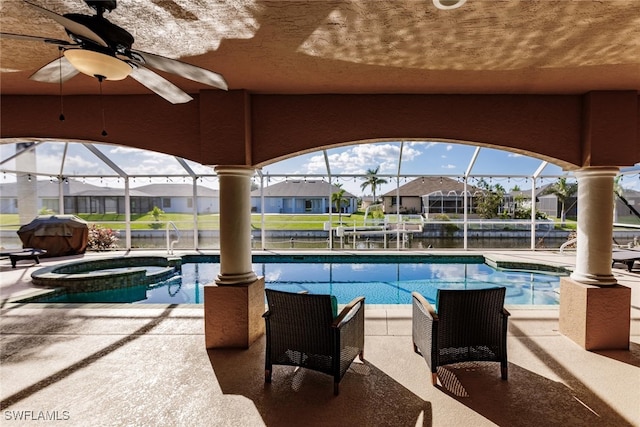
[431, 213, 459, 234]
[371, 209, 385, 219]
[150, 206, 164, 221]
[87, 224, 119, 251]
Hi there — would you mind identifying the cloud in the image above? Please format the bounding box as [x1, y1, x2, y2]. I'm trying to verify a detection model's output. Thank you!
[109, 146, 144, 154]
[62, 155, 101, 173]
[407, 141, 437, 150]
[442, 164, 456, 169]
[101, 145, 200, 176]
[303, 142, 423, 175]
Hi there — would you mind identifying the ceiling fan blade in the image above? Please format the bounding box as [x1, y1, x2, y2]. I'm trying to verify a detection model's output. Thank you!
[23, 0, 108, 47]
[0, 32, 74, 47]
[129, 66, 193, 104]
[29, 56, 79, 83]
[129, 49, 228, 91]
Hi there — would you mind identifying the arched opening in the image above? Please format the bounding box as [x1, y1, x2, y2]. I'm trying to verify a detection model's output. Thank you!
[4, 138, 638, 252]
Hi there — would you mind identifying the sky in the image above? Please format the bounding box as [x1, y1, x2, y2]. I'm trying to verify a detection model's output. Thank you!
[259, 141, 569, 196]
[2, 140, 639, 197]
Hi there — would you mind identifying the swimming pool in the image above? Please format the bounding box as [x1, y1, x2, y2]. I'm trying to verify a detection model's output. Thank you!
[32, 256, 564, 305]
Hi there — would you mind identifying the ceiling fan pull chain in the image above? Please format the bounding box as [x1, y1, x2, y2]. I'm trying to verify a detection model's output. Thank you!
[58, 47, 65, 121]
[97, 75, 108, 136]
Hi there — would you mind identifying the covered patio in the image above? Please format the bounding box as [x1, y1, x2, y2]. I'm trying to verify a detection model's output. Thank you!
[1, 250, 639, 426]
[1, 1, 639, 425]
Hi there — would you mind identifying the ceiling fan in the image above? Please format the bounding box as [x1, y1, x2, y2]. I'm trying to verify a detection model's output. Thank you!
[0, 0, 228, 104]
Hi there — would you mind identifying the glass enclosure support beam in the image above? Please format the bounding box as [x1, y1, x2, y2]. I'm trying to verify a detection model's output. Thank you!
[58, 143, 68, 214]
[530, 178, 536, 250]
[396, 142, 404, 250]
[324, 150, 333, 250]
[176, 157, 199, 249]
[0, 142, 42, 168]
[532, 161, 548, 250]
[258, 170, 266, 250]
[463, 177, 468, 249]
[261, 173, 265, 250]
[83, 143, 128, 177]
[124, 177, 131, 249]
[57, 179, 64, 214]
[192, 177, 198, 249]
[464, 147, 481, 250]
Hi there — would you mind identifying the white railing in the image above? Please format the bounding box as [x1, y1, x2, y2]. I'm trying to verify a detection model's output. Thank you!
[559, 237, 577, 253]
[166, 221, 180, 254]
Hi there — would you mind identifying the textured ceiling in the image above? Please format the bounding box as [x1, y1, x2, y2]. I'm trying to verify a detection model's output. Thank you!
[1, 0, 639, 97]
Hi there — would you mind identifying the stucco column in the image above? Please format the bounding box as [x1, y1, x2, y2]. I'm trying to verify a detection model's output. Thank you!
[214, 165, 257, 285]
[16, 142, 38, 225]
[204, 165, 264, 349]
[570, 167, 618, 285]
[560, 166, 631, 350]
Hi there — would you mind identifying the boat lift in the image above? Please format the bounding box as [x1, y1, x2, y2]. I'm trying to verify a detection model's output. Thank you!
[329, 217, 423, 249]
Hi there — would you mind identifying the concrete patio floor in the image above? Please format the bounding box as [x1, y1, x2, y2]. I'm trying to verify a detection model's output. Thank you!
[1, 250, 639, 426]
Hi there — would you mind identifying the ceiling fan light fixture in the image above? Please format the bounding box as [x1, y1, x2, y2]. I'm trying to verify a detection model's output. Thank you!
[64, 49, 132, 81]
[432, 0, 468, 10]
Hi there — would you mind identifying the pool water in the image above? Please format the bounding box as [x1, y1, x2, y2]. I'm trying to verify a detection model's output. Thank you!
[139, 262, 561, 305]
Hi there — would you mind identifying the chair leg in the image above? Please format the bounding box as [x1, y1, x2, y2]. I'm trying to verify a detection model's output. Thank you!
[265, 369, 272, 383]
[431, 372, 438, 386]
[358, 349, 365, 362]
[501, 362, 508, 381]
[334, 382, 340, 396]
[413, 343, 420, 355]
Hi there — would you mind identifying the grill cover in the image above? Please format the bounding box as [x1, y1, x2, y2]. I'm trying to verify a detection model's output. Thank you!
[17, 215, 89, 257]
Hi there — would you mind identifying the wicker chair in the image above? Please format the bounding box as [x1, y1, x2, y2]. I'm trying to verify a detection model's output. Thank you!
[412, 287, 510, 386]
[263, 289, 365, 395]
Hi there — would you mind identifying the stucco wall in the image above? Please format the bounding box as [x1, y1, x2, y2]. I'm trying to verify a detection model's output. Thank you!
[2, 91, 638, 170]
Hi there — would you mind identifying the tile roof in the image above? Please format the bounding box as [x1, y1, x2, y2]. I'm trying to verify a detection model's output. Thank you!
[251, 180, 356, 198]
[132, 183, 219, 197]
[381, 177, 479, 197]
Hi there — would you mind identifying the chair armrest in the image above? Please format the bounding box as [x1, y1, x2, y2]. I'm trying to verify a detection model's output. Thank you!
[332, 296, 365, 382]
[411, 292, 438, 373]
[411, 292, 438, 321]
[332, 296, 365, 328]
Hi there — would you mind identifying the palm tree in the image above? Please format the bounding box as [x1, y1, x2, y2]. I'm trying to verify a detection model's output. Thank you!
[360, 166, 388, 203]
[545, 177, 577, 223]
[331, 184, 348, 223]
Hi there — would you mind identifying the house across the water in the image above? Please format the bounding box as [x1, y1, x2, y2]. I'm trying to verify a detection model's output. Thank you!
[250, 180, 357, 214]
[0, 180, 220, 215]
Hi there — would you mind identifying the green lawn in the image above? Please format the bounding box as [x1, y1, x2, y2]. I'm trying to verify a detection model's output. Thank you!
[251, 213, 366, 230]
[0, 212, 367, 231]
[0, 212, 606, 232]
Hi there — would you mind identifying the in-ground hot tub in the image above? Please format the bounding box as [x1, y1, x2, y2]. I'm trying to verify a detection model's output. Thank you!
[24, 256, 182, 302]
